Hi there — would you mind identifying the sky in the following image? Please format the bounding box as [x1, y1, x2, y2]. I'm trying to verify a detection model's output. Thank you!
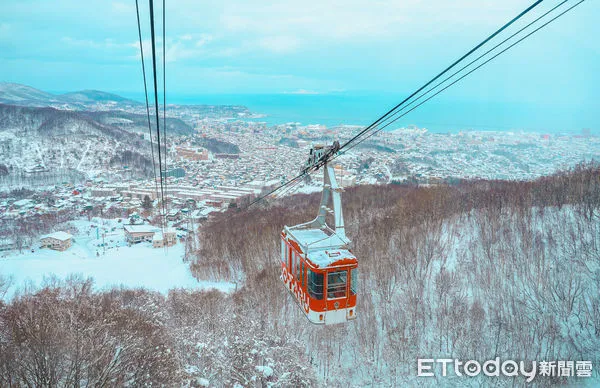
[0, 0, 598, 130]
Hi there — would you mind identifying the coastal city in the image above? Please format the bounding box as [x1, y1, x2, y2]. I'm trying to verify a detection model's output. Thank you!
[1, 102, 598, 238]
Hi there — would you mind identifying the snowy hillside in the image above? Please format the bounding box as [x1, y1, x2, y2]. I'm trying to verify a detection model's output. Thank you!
[0, 104, 155, 185]
[0, 218, 235, 300]
[87, 110, 194, 136]
[196, 166, 600, 386]
[59, 90, 141, 106]
[0, 165, 598, 386]
[0, 82, 57, 104]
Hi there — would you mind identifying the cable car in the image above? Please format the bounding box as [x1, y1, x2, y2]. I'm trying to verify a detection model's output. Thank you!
[281, 143, 357, 324]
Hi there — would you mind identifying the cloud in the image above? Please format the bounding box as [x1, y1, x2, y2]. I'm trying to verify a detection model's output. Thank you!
[285, 89, 320, 95]
[214, 0, 531, 41]
[0, 23, 12, 41]
[1, 0, 597, 98]
[164, 34, 214, 62]
[195, 34, 213, 47]
[62, 36, 133, 50]
[257, 36, 300, 53]
[111, 1, 134, 14]
[60, 33, 214, 64]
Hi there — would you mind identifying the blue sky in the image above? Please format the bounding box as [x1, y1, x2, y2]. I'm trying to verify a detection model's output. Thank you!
[0, 0, 598, 121]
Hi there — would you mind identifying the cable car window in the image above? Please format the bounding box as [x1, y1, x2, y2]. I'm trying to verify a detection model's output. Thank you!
[296, 255, 301, 281]
[327, 271, 347, 299]
[350, 268, 357, 295]
[307, 269, 324, 300]
[281, 241, 285, 262]
[303, 264, 307, 289]
[292, 252, 297, 277]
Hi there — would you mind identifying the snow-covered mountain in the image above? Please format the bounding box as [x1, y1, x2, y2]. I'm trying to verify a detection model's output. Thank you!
[0, 83, 59, 105]
[0, 82, 141, 109]
[60, 90, 141, 106]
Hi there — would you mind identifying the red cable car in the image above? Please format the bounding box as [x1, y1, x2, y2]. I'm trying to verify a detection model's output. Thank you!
[281, 144, 357, 324]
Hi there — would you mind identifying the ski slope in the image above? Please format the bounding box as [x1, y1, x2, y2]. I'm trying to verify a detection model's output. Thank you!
[0, 219, 236, 300]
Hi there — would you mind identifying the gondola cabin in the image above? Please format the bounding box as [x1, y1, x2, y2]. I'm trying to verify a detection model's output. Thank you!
[280, 145, 357, 324]
[280, 228, 357, 324]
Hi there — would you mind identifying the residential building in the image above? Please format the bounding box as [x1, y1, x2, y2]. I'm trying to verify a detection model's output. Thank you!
[40, 232, 73, 251]
[124, 225, 158, 244]
[0, 239, 16, 252]
[176, 147, 208, 161]
[152, 227, 177, 248]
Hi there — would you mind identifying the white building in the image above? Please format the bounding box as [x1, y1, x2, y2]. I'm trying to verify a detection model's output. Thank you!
[40, 232, 73, 251]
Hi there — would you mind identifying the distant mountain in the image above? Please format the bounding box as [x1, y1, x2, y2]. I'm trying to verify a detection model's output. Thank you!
[60, 90, 141, 106]
[0, 82, 141, 109]
[0, 83, 193, 135]
[0, 83, 59, 105]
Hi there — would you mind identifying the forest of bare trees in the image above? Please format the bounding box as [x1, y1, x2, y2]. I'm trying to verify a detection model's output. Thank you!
[0, 162, 598, 386]
[194, 162, 600, 386]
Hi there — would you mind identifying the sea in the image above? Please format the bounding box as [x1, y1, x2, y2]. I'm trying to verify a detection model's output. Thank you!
[128, 92, 597, 135]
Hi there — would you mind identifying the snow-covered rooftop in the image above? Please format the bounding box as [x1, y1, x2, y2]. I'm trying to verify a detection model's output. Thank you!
[123, 225, 159, 234]
[286, 228, 356, 267]
[13, 199, 34, 207]
[41, 231, 73, 241]
[308, 248, 355, 268]
[288, 229, 348, 251]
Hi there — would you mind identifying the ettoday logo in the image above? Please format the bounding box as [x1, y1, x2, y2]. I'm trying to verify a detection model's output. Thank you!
[417, 358, 593, 382]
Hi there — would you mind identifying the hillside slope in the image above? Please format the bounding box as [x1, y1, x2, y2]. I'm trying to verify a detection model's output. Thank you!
[0, 165, 598, 386]
[59, 90, 141, 106]
[86, 110, 193, 136]
[198, 163, 600, 386]
[0, 104, 154, 183]
[0, 82, 57, 104]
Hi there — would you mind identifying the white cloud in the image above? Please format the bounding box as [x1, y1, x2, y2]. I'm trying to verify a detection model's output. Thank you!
[61, 36, 132, 49]
[257, 36, 300, 54]
[195, 34, 213, 47]
[0, 23, 12, 41]
[212, 0, 532, 40]
[111, 1, 134, 14]
[285, 89, 320, 95]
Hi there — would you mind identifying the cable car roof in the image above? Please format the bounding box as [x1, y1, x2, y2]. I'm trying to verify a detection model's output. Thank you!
[308, 248, 356, 268]
[285, 228, 356, 268]
[288, 228, 348, 251]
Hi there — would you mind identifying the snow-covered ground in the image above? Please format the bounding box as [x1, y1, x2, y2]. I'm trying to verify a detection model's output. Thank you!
[0, 218, 236, 300]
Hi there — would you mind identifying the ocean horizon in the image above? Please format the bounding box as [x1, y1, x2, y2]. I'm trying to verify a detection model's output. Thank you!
[118, 92, 596, 135]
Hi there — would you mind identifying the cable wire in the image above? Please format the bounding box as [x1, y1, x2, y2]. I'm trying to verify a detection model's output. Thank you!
[210, 0, 586, 218]
[345, 0, 570, 151]
[338, 0, 586, 156]
[162, 0, 168, 225]
[135, 0, 161, 208]
[338, 0, 545, 152]
[148, 0, 167, 229]
[244, 171, 309, 208]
